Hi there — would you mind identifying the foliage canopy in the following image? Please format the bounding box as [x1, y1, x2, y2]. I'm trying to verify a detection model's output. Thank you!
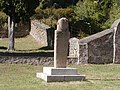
[0, 0, 39, 22]
[1, 0, 120, 38]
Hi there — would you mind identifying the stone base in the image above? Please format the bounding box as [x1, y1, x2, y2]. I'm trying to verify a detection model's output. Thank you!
[36, 67, 86, 82]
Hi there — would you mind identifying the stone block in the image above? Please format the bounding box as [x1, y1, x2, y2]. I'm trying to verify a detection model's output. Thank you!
[36, 67, 86, 82]
[36, 73, 86, 82]
[64, 75, 86, 81]
[43, 67, 78, 75]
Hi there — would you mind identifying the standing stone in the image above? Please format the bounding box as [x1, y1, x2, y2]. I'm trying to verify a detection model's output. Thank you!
[54, 18, 70, 68]
[36, 18, 85, 82]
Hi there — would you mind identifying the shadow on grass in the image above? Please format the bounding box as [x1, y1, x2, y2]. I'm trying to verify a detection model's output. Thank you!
[0, 51, 54, 57]
[39, 46, 53, 50]
[87, 78, 120, 81]
[0, 46, 54, 56]
[0, 46, 7, 50]
[15, 46, 53, 52]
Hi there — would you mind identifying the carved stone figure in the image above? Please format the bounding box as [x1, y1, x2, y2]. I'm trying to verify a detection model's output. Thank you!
[54, 18, 70, 68]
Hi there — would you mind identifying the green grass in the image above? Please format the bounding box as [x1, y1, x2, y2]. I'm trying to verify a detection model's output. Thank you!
[0, 35, 51, 52]
[0, 64, 120, 90]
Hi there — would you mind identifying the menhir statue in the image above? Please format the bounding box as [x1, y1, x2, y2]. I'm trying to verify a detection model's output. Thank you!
[54, 18, 70, 68]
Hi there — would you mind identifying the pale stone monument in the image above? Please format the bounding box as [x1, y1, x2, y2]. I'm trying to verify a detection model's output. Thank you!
[54, 18, 70, 68]
[36, 18, 86, 82]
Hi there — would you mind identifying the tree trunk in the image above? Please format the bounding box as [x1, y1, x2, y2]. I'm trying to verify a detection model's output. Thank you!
[7, 16, 15, 51]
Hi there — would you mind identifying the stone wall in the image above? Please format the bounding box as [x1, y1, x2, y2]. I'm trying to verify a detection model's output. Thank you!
[69, 29, 114, 64]
[69, 19, 120, 64]
[112, 19, 120, 64]
[0, 56, 77, 65]
[0, 56, 54, 65]
[88, 32, 113, 64]
[69, 38, 79, 57]
[30, 20, 54, 48]
[78, 43, 88, 64]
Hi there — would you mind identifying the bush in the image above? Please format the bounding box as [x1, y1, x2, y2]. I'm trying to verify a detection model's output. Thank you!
[38, 0, 79, 9]
[35, 7, 74, 19]
[72, 0, 114, 38]
[103, 3, 120, 29]
[34, 7, 75, 29]
[0, 12, 8, 29]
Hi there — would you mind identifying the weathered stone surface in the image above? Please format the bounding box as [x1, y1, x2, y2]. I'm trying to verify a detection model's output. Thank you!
[67, 56, 78, 65]
[78, 43, 88, 64]
[36, 73, 85, 82]
[0, 56, 78, 65]
[113, 19, 120, 63]
[0, 56, 53, 65]
[37, 66, 85, 82]
[70, 29, 114, 64]
[69, 37, 79, 57]
[88, 32, 113, 64]
[37, 18, 85, 82]
[54, 18, 70, 68]
[69, 28, 114, 64]
[30, 20, 54, 48]
[43, 67, 78, 75]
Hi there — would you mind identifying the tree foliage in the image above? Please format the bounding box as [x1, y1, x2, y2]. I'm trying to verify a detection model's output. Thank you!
[104, 0, 120, 28]
[1, 0, 120, 39]
[0, 0, 39, 22]
[0, 0, 39, 51]
[34, 0, 120, 38]
[73, 0, 115, 38]
[39, 0, 79, 9]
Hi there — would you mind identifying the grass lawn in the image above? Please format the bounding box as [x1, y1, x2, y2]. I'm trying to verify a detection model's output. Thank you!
[0, 64, 120, 90]
[0, 35, 47, 52]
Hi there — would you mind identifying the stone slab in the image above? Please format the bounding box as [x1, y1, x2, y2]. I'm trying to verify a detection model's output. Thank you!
[43, 67, 78, 75]
[54, 18, 70, 68]
[36, 73, 86, 82]
[36, 67, 86, 82]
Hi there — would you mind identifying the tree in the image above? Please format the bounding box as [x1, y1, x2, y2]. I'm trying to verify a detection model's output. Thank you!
[39, 0, 79, 9]
[104, 0, 120, 28]
[0, 0, 39, 51]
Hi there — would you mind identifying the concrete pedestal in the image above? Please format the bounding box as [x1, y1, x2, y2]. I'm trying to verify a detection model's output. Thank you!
[36, 67, 86, 82]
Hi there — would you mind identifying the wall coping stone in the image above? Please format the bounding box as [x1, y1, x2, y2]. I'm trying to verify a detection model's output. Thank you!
[79, 29, 113, 43]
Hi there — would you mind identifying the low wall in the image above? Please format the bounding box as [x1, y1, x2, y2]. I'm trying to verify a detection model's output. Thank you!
[0, 56, 78, 65]
[0, 56, 54, 65]
[0, 52, 78, 65]
[30, 20, 54, 48]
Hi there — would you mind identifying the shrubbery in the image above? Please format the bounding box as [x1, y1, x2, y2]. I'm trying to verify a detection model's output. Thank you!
[34, 7, 74, 28]
[0, 12, 7, 29]
[73, 0, 114, 38]
[1, 0, 120, 38]
[35, 0, 120, 38]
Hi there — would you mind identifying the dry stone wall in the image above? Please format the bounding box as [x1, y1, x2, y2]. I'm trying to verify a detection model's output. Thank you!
[30, 20, 54, 48]
[69, 19, 120, 64]
[78, 43, 88, 64]
[112, 19, 120, 64]
[0, 56, 77, 65]
[88, 32, 113, 64]
[69, 38, 79, 57]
